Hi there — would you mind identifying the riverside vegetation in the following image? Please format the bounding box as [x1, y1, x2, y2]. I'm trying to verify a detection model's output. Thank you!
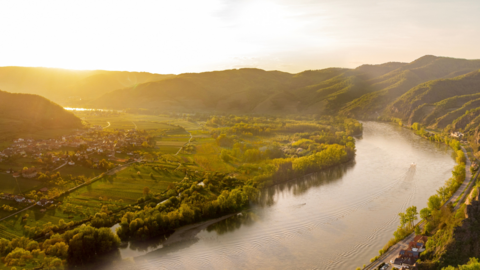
[0, 113, 362, 269]
[360, 120, 473, 270]
[4, 55, 480, 269]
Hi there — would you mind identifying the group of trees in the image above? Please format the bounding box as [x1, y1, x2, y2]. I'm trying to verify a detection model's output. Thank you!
[211, 117, 361, 187]
[0, 236, 64, 268]
[9, 224, 120, 267]
[291, 144, 354, 174]
[115, 171, 258, 241]
[208, 115, 363, 138]
[442, 257, 480, 270]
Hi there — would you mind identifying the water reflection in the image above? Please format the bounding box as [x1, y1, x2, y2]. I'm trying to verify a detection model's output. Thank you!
[257, 161, 356, 207]
[86, 122, 456, 270]
[206, 212, 258, 235]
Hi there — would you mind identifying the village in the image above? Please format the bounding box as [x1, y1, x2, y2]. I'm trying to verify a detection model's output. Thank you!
[0, 125, 151, 217]
[389, 235, 428, 270]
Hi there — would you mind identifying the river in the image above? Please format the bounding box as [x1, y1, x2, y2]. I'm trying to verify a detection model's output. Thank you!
[84, 122, 455, 270]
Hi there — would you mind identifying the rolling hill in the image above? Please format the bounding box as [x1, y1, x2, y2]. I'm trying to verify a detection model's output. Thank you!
[85, 56, 480, 120]
[4, 55, 480, 142]
[0, 66, 173, 104]
[0, 90, 83, 139]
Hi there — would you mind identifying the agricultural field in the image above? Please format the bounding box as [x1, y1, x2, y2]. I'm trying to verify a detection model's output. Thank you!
[0, 157, 40, 172]
[156, 133, 190, 154]
[58, 164, 103, 179]
[70, 162, 185, 203]
[0, 157, 193, 239]
[74, 112, 179, 131]
[0, 174, 43, 195]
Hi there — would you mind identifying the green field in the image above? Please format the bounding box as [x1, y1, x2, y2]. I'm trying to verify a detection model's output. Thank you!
[0, 174, 43, 194]
[78, 114, 180, 130]
[0, 157, 41, 172]
[0, 113, 205, 240]
[58, 165, 104, 178]
[0, 159, 188, 239]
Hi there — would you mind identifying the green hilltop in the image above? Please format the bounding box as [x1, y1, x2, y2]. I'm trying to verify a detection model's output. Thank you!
[0, 90, 83, 139]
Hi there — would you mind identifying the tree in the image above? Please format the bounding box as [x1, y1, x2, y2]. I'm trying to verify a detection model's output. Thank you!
[398, 213, 407, 229]
[220, 149, 231, 162]
[414, 226, 421, 235]
[437, 187, 449, 203]
[456, 150, 466, 164]
[406, 206, 418, 230]
[143, 187, 150, 197]
[411, 122, 421, 131]
[428, 195, 442, 210]
[64, 226, 120, 264]
[420, 208, 431, 221]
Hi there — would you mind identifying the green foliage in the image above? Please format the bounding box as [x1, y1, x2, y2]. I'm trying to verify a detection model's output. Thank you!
[292, 144, 353, 173]
[441, 257, 480, 270]
[63, 225, 120, 264]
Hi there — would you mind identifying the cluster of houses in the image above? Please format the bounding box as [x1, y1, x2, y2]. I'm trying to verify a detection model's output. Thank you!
[450, 131, 464, 139]
[390, 235, 428, 270]
[1, 187, 54, 209]
[0, 193, 35, 204]
[0, 128, 147, 174]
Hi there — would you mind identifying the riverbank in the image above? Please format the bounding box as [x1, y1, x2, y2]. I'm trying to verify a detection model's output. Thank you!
[84, 121, 454, 270]
[362, 123, 471, 269]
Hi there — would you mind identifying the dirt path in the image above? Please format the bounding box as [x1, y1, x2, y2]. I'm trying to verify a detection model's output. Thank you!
[53, 162, 68, 171]
[0, 204, 36, 222]
[174, 132, 193, 156]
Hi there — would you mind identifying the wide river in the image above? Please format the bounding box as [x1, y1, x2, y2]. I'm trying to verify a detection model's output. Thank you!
[88, 122, 455, 270]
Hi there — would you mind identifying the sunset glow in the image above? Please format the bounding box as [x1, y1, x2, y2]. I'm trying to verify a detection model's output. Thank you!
[1, 0, 480, 73]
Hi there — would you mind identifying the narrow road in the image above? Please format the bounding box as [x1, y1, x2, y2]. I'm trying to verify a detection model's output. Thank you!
[364, 146, 476, 270]
[0, 204, 36, 222]
[0, 161, 140, 223]
[53, 162, 68, 171]
[105, 121, 111, 128]
[175, 132, 193, 156]
[132, 121, 137, 129]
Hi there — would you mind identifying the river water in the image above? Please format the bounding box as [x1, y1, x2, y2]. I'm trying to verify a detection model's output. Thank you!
[87, 122, 455, 270]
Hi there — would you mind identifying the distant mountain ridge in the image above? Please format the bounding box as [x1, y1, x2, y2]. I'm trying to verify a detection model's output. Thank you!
[3, 56, 480, 137]
[82, 56, 480, 120]
[0, 66, 173, 104]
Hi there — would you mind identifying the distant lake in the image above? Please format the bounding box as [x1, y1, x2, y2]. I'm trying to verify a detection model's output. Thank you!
[80, 122, 455, 270]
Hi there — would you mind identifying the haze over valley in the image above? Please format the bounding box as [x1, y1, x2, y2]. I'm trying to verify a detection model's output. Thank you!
[2, 1, 480, 270]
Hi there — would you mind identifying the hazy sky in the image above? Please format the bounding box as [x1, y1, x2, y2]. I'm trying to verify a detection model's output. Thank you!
[1, 0, 479, 74]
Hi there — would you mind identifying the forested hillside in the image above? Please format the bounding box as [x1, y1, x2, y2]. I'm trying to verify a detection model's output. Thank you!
[0, 67, 172, 104]
[0, 90, 82, 139]
[85, 56, 480, 121]
[4, 56, 480, 147]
